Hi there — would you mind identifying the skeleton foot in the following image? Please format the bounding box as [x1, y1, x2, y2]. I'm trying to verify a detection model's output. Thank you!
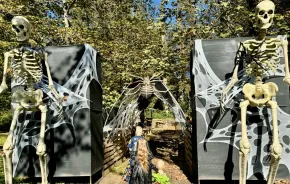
[37, 141, 48, 184]
[3, 138, 14, 184]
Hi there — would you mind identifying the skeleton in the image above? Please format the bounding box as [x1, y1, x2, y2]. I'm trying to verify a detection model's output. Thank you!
[220, 1, 290, 183]
[0, 16, 64, 184]
[130, 73, 164, 98]
[105, 73, 186, 138]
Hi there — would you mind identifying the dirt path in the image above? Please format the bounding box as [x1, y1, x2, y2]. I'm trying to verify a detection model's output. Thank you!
[99, 158, 191, 184]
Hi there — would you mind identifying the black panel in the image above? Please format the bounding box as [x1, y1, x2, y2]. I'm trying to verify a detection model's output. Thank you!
[191, 37, 290, 181]
[11, 44, 103, 183]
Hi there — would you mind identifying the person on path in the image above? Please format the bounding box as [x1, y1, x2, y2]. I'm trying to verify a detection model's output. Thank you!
[129, 138, 158, 184]
[123, 126, 144, 182]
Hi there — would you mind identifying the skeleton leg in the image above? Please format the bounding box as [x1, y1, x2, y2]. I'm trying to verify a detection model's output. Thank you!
[267, 100, 282, 184]
[3, 105, 23, 184]
[239, 100, 250, 184]
[37, 105, 48, 184]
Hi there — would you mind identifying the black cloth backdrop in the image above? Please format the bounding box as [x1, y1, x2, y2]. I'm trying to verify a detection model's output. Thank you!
[10, 44, 103, 183]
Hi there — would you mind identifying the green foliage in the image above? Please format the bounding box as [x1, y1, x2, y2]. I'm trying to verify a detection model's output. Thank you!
[0, 157, 3, 184]
[146, 109, 174, 119]
[152, 173, 171, 184]
[0, 0, 289, 128]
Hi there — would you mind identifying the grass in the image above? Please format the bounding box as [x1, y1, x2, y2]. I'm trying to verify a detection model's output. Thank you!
[109, 159, 128, 175]
[0, 134, 7, 146]
[0, 156, 4, 183]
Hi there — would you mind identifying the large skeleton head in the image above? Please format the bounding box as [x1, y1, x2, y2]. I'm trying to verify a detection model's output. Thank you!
[255, 0, 275, 29]
[11, 16, 30, 42]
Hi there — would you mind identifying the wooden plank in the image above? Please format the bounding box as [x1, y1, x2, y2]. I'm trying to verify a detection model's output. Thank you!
[185, 153, 192, 164]
[185, 146, 192, 158]
[103, 159, 125, 174]
[104, 144, 124, 154]
[103, 154, 124, 170]
[102, 129, 131, 173]
[184, 138, 192, 148]
[184, 129, 191, 138]
[104, 154, 123, 167]
[104, 146, 124, 158]
[104, 149, 124, 163]
[184, 136, 191, 146]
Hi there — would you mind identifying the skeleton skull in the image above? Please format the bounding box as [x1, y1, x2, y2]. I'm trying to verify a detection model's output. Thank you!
[11, 16, 30, 41]
[255, 0, 275, 29]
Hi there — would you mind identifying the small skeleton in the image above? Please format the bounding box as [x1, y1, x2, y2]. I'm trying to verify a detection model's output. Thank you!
[127, 73, 166, 98]
[0, 16, 63, 184]
[105, 73, 186, 138]
[221, 1, 290, 183]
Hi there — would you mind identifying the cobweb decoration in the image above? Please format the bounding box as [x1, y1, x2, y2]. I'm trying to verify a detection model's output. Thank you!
[153, 80, 186, 125]
[192, 36, 290, 179]
[105, 80, 186, 138]
[10, 44, 100, 176]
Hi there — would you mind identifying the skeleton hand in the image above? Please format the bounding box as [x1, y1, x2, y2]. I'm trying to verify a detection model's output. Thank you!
[3, 138, 14, 151]
[0, 83, 8, 94]
[57, 96, 68, 118]
[283, 76, 290, 86]
[36, 141, 47, 156]
[220, 77, 238, 113]
[3, 136, 14, 150]
[220, 91, 227, 113]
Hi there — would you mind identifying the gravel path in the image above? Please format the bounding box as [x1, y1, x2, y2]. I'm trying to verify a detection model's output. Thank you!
[99, 158, 191, 184]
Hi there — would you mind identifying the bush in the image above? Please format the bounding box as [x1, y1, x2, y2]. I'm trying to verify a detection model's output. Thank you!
[146, 109, 174, 119]
[0, 110, 12, 132]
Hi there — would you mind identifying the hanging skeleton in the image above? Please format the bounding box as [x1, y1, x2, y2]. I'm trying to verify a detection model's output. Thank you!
[105, 73, 186, 138]
[220, 1, 290, 183]
[0, 16, 65, 184]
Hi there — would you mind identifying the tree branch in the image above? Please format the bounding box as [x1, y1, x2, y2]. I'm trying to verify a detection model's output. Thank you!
[68, 0, 77, 10]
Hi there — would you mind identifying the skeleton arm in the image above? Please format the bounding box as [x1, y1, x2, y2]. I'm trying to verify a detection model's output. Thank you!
[281, 40, 290, 85]
[220, 43, 244, 104]
[222, 65, 239, 95]
[0, 51, 12, 93]
[44, 52, 61, 100]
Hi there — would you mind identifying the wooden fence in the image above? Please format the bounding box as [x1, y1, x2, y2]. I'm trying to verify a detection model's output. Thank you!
[184, 125, 193, 177]
[103, 129, 131, 175]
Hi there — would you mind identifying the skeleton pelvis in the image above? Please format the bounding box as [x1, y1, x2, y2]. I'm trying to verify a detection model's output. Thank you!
[242, 82, 278, 107]
[12, 89, 43, 109]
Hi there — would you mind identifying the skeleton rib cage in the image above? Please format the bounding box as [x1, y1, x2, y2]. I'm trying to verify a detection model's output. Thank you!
[11, 47, 43, 85]
[236, 38, 280, 77]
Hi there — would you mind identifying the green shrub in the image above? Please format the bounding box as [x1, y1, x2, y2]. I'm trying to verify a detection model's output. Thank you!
[0, 110, 11, 132]
[146, 109, 174, 119]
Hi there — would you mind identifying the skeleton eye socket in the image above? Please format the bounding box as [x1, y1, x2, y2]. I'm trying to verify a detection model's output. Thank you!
[19, 25, 24, 29]
[12, 25, 17, 29]
[268, 10, 273, 14]
[259, 10, 265, 15]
